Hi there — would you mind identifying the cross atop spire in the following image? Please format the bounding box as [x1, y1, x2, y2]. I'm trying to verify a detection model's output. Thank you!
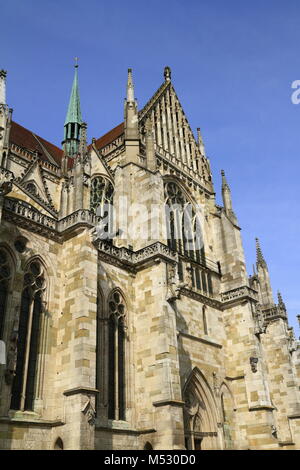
[256, 238, 267, 268]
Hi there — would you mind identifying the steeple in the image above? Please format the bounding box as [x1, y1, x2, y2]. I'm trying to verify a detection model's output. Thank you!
[62, 60, 83, 157]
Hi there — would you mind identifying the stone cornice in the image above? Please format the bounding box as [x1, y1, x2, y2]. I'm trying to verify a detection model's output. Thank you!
[0, 416, 64, 427]
[153, 399, 185, 408]
[220, 285, 258, 308]
[63, 387, 99, 397]
[95, 424, 156, 435]
[94, 240, 178, 273]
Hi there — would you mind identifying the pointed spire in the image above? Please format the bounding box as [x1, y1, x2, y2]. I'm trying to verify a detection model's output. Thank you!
[221, 169, 230, 191]
[256, 238, 267, 268]
[62, 60, 83, 157]
[197, 128, 206, 157]
[0, 70, 7, 105]
[126, 68, 135, 102]
[124, 68, 139, 143]
[64, 60, 82, 125]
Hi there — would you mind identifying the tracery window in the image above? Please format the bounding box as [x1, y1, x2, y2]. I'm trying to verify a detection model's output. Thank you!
[164, 181, 214, 295]
[25, 182, 38, 196]
[90, 176, 114, 240]
[107, 291, 126, 421]
[0, 248, 11, 339]
[10, 259, 46, 411]
[164, 181, 204, 262]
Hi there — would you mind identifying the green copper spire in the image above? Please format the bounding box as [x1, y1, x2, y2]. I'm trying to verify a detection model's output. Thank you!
[62, 60, 83, 156]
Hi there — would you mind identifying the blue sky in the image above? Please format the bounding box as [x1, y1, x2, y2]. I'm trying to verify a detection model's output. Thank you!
[2, 0, 299, 334]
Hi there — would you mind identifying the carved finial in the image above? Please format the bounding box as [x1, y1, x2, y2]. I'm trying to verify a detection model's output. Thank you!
[221, 170, 230, 191]
[277, 291, 286, 311]
[256, 238, 267, 268]
[197, 127, 206, 157]
[164, 66, 171, 82]
[0, 69, 7, 105]
[126, 68, 135, 102]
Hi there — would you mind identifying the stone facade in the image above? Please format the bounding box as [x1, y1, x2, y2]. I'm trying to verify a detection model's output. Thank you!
[0, 66, 299, 450]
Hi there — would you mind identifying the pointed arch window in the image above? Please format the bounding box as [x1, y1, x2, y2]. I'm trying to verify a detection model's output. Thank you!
[107, 291, 126, 421]
[90, 176, 114, 240]
[10, 260, 46, 411]
[0, 248, 12, 340]
[164, 181, 205, 262]
[164, 181, 215, 296]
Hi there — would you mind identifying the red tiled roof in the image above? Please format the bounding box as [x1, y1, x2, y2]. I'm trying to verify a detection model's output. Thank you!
[9, 121, 125, 170]
[91, 122, 124, 150]
[10, 121, 64, 166]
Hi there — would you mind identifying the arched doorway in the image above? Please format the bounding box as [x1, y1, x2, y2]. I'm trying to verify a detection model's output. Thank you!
[183, 368, 220, 450]
[54, 437, 64, 450]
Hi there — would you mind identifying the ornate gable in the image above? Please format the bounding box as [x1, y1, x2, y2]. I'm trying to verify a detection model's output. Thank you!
[138, 69, 213, 193]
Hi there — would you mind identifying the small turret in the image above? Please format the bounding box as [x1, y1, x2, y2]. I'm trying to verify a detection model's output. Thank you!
[0, 70, 12, 168]
[124, 68, 139, 165]
[221, 170, 237, 223]
[124, 68, 139, 141]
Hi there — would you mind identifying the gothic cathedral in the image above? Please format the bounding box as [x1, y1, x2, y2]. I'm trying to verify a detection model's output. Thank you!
[0, 65, 299, 450]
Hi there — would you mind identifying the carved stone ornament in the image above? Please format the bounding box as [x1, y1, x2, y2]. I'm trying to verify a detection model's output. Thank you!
[81, 396, 96, 426]
[166, 263, 181, 302]
[250, 357, 258, 373]
[4, 308, 20, 385]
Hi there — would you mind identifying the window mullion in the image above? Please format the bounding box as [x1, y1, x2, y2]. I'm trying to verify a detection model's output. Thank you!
[20, 296, 34, 411]
[114, 317, 119, 421]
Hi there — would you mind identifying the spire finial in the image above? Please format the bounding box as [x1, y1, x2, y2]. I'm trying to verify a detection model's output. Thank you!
[164, 66, 171, 82]
[197, 127, 206, 157]
[221, 169, 230, 191]
[74, 57, 79, 68]
[126, 68, 135, 102]
[0, 70, 7, 105]
[256, 238, 267, 267]
[277, 291, 286, 312]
